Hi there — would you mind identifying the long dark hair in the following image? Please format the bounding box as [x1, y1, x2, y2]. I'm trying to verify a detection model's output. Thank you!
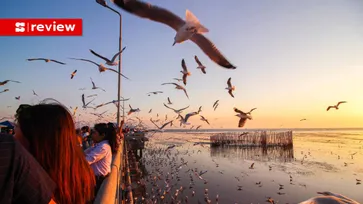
[94, 122, 119, 154]
[15, 102, 95, 204]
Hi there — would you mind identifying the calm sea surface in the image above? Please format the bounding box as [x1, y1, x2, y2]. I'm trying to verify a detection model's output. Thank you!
[130, 129, 363, 203]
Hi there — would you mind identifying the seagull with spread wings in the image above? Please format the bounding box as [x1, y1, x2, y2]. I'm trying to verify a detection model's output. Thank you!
[15, 96, 20, 100]
[81, 94, 96, 109]
[90, 78, 106, 92]
[326, 101, 347, 111]
[178, 111, 199, 126]
[112, 0, 236, 69]
[0, 89, 9, 94]
[70, 70, 77, 79]
[147, 91, 163, 96]
[194, 55, 206, 74]
[128, 105, 140, 115]
[161, 82, 189, 99]
[89, 47, 126, 66]
[181, 59, 191, 85]
[163, 103, 189, 114]
[226, 77, 235, 98]
[234, 107, 252, 128]
[200, 115, 210, 125]
[0, 80, 21, 86]
[27, 58, 66, 65]
[95, 98, 130, 109]
[32, 90, 38, 96]
[69, 58, 129, 79]
[150, 118, 173, 130]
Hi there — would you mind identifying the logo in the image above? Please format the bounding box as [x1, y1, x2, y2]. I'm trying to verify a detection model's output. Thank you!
[0, 18, 83, 36]
[15, 22, 25, 32]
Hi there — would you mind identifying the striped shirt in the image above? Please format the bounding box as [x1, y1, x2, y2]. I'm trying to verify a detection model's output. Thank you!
[0, 134, 56, 204]
[85, 140, 112, 176]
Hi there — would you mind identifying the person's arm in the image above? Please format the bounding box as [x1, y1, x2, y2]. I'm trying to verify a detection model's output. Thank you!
[13, 138, 56, 204]
[85, 144, 108, 165]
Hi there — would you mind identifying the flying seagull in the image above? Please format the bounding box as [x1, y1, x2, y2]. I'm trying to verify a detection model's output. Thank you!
[27, 58, 66, 65]
[178, 111, 199, 126]
[128, 104, 140, 115]
[213, 100, 219, 108]
[181, 59, 191, 86]
[194, 55, 206, 74]
[161, 82, 189, 99]
[300, 118, 307, 121]
[234, 107, 252, 128]
[163, 103, 189, 114]
[71, 70, 77, 79]
[89, 47, 126, 66]
[167, 97, 172, 105]
[150, 118, 173, 130]
[147, 91, 163, 96]
[0, 80, 21, 86]
[226, 77, 235, 98]
[15, 96, 20, 100]
[69, 58, 129, 79]
[81, 94, 95, 109]
[200, 115, 210, 125]
[95, 98, 130, 109]
[90, 78, 106, 92]
[112, 0, 236, 69]
[0, 89, 9, 94]
[327, 101, 347, 111]
[32, 90, 38, 96]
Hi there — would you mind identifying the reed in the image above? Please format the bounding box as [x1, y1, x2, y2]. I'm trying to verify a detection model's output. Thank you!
[210, 131, 293, 148]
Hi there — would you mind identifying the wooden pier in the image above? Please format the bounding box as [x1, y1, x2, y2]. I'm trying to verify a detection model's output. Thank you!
[210, 131, 293, 147]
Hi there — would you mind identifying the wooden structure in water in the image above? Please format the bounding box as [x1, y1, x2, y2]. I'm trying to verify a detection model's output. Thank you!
[210, 131, 293, 147]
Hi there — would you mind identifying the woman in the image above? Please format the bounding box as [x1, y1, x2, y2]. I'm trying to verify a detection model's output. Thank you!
[14, 102, 95, 204]
[85, 122, 119, 194]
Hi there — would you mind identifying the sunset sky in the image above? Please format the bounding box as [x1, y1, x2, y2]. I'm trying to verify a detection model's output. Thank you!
[1, 0, 363, 129]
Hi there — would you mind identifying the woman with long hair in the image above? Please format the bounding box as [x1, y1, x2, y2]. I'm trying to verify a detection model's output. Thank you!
[85, 122, 119, 194]
[14, 101, 95, 204]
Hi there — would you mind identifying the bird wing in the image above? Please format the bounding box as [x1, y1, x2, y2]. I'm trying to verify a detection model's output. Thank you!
[190, 34, 236, 69]
[182, 74, 187, 86]
[112, 0, 185, 31]
[69, 58, 99, 66]
[326, 106, 334, 111]
[82, 94, 86, 106]
[160, 120, 173, 129]
[27, 58, 47, 61]
[228, 90, 234, 98]
[183, 88, 189, 99]
[238, 118, 247, 128]
[177, 105, 190, 112]
[167, 97, 172, 104]
[249, 108, 257, 113]
[85, 98, 95, 106]
[201, 68, 206, 74]
[194, 55, 203, 66]
[90, 78, 96, 87]
[161, 82, 177, 86]
[50, 59, 66, 65]
[234, 108, 245, 114]
[337, 101, 347, 106]
[89, 49, 111, 62]
[181, 59, 188, 72]
[213, 100, 219, 108]
[227, 77, 232, 87]
[163, 103, 176, 111]
[149, 118, 160, 129]
[9, 80, 21, 83]
[184, 112, 195, 123]
[105, 68, 130, 80]
[111, 46, 126, 62]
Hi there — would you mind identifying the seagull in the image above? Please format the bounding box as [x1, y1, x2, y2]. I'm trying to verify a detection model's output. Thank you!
[87, 94, 97, 98]
[299, 191, 359, 204]
[147, 91, 163, 96]
[181, 59, 191, 85]
[112, 0, 236, 69]
[178, 111, 199, 126]
[128, 104, 140, 115]
[69, 58, 129, 79]
[90, 78, 106, 92]
[234, 107, 252, 128]
[226, 77, 235, 98]
[81, 94, 95, 109]
[213, 103, 219, 111]
[0, 80, 21, 86]
[27, 58, 66, 65]
[200, 115, 210, 125]
[73, 107, 78, 116]
[95, 98, 130, 109]
[89, 47, 126, 66]
[327, 101, 347, 111]
[300, 118, 307, 121]
[150, 118, 173, 130]
[194, 55, 206, 74]
[167, 97, 172, 105]
[15, 96, 20, 100]
[196, 125, 202, 130]
[161, 82, 189, 99]
[71, 70, 77, 79]
[32, 90, 38, 96]
[163, 103, 189, 114]
[0, 89, 9, 94]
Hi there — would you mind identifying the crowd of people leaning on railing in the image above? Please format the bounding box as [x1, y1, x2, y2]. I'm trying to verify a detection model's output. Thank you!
[0, 100, 124, 204]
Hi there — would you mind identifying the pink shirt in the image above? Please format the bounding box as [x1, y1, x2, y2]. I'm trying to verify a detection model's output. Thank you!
[85, 140, 111, 176]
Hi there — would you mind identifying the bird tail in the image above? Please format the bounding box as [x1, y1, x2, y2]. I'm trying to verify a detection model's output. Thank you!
[185, 10, 209, 33]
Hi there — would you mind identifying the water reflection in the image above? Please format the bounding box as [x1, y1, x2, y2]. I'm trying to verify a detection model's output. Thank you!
[210, 146, 294, 162]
